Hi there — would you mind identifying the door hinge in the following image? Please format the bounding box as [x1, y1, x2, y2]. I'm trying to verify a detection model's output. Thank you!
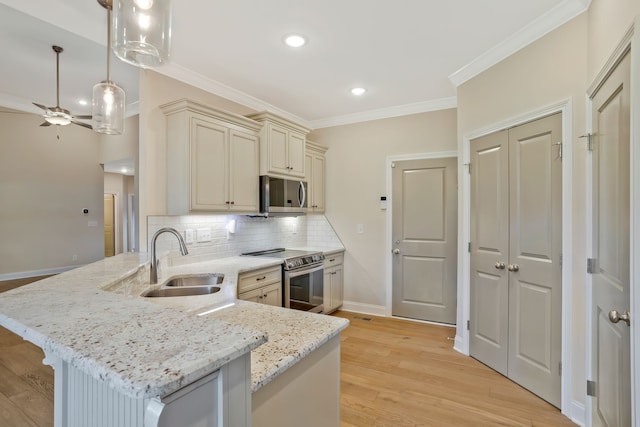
[468, 242, 471, 253]
[587, 258, 597, 274]
[587, 380, 596, 397]
[464, 163, 471, 174]
[559, 362, 562, 376]
[553, 141, 563, 159]
[580, 133, 594, 151]
[467, 320, 470, 331]
[559, 254, 563, 268]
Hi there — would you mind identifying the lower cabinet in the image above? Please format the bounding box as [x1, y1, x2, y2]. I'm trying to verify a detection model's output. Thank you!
[323, 253, 344, 314]
[238, 265, 283, 307]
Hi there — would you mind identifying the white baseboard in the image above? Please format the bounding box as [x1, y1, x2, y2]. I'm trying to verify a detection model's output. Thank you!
[340, 301, 388, 317]
[568, 400, 585, 426]
[453, 335, 469, 355]
[0, 265, 79, 282]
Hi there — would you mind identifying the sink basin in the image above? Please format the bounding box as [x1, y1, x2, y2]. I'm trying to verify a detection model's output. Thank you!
[163, 274, 224, 287]
[141, 286, 221, 297]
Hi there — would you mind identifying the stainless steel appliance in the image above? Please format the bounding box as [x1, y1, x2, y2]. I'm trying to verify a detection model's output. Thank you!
[259, 176, 307, 216]
[242, 248, 325, 313]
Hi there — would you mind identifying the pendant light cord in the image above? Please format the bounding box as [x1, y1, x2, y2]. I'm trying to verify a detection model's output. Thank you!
[106, 7, 112, 83]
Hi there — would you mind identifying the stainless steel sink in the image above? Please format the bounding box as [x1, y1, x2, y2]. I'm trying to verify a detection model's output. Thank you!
[163, 274, 224, 287]
[141, 286, 221, 298]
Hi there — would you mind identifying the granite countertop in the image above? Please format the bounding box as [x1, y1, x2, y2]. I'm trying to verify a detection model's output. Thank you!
[0, 248, 348, 399]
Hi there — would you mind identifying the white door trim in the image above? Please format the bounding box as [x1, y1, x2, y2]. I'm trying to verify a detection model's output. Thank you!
[585, 23, 638, 427]
[385, 151, 458, 317]
[457, 99, 574, 417]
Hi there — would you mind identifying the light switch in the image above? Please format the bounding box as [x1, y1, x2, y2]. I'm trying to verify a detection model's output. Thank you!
[184, 229, 194, 244]
[196, 228, 212, 242]
[357, 224, 364, 234]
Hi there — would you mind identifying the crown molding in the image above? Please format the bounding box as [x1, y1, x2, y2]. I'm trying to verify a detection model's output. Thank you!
[156, 63, 312, 129]
[448, 0, 591, 87]
[309, 97, 457, 129]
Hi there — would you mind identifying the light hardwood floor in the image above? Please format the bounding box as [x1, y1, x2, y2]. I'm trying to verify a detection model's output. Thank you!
[0, 278, 575, 426]
[335, 311, 576, 426]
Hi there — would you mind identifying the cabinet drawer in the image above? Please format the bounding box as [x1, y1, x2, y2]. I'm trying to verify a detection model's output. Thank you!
[323, 253, 344, 268]
[238, 265, 282, 293]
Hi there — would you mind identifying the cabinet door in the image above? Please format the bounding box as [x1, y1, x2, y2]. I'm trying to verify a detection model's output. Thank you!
[323, 269, 333, 312]
[287, 132, 306, 177]
[331, 266, 343, 310]
[267, 124, 289, 175]
[229, 130, 259, 212]
[311, 154, 325, 211]
[262, 283, 282, 307]
[239, 287, 263, 303]
[191, 118, 229, 210]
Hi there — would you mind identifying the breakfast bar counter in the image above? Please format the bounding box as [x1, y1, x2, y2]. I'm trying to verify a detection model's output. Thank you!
[0, 252, 348, 427]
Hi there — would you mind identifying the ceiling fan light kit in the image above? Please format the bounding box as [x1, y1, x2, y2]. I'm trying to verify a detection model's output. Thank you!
[112, 0, 172, 68]
[94, 0, 126, 135]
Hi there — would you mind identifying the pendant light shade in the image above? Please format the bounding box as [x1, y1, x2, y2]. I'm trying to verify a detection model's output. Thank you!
[112, 0, 172, 68]
[92, 81, 125, 134]
[93, 0, 126, 135]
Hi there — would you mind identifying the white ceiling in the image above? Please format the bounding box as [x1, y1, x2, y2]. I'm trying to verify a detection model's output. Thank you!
[0, 0, 589, 129]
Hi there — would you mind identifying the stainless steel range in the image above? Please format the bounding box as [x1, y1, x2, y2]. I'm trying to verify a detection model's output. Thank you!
[242, 248, 325, 313]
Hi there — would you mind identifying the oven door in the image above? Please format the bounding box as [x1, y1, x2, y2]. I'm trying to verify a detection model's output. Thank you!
[284, 264, 324, 313]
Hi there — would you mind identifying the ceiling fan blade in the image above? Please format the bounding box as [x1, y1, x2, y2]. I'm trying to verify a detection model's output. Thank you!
[71, 120, 93, 130]
[74, 115, 92, 120]
[33, 102, 49, 111]
[40, 121, 51, 127]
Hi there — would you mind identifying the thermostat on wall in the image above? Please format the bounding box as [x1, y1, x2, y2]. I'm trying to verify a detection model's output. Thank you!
[380, 196, 387, 210]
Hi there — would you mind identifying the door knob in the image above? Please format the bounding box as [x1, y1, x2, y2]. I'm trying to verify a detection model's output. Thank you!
[494, 262, 506, 270]
[507, 264, 519, 272]
[608, 310, 631, 326]
[393, 249, 400, 255]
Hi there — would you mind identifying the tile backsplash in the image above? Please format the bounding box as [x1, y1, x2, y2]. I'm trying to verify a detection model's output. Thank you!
[147, 214, 343, 264]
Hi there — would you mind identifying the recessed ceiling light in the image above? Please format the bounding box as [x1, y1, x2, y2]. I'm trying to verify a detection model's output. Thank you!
[351, 87, 367, 96]
[284, 34, 307, 48]
[78, 99, 88, 106]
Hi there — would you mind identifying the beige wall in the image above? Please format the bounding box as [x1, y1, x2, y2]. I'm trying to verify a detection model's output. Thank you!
[0, 110, 104, 277]
[138, 70, 258, 250]
[100, 115, 139, 164]
[309, 110, 458, 308]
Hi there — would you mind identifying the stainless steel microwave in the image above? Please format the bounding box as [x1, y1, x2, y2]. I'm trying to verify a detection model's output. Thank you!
[259, 176, 307, 215]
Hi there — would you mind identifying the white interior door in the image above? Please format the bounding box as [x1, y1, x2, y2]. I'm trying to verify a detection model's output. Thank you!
[470, 113, 562, 408]
[589, 51, 631, 427]
[392, 157, 458, 324]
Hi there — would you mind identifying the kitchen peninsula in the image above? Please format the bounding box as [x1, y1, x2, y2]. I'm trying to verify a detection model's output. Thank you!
[0, 252, 348, 427]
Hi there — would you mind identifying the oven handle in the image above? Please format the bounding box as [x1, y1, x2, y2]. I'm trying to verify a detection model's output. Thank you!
[286, 263, 324, 278]
[298, 181, 306, 208]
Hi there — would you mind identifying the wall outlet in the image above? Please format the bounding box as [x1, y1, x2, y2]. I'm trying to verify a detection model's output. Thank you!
[196, 228, 212, 242]
[184, 229, 194, 244]
[88, 220, 98, 227]
[72, 254, 78, 261]
[357, 224, 364, 234]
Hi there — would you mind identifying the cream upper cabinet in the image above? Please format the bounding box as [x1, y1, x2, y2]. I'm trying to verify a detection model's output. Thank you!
[305, 141, 327, 213]
[249, 112, 309, 179]
[161, 99, 261, 214]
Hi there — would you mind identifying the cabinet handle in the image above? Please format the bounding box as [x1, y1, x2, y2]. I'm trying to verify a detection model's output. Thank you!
[329, 258, 335, 262]
[230, 201, 235, 205]
[256, 276, 267, 281]
[225, 201, 230, 205]
[258, 295, 263, 299]
[263, 294, 268, 298]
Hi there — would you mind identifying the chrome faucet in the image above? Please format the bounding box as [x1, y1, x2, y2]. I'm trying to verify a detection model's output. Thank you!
[149, 227, 189, 284]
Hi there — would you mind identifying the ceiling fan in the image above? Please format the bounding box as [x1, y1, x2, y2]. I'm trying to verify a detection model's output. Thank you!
[33, 45, 92, 131]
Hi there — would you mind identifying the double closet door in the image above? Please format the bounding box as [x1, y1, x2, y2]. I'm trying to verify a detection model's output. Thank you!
[469, 113, 562, 407]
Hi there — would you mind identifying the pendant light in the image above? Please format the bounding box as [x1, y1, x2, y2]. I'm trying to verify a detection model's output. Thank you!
[93, 0, 126, 135]
[112, 0, 172, 68]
